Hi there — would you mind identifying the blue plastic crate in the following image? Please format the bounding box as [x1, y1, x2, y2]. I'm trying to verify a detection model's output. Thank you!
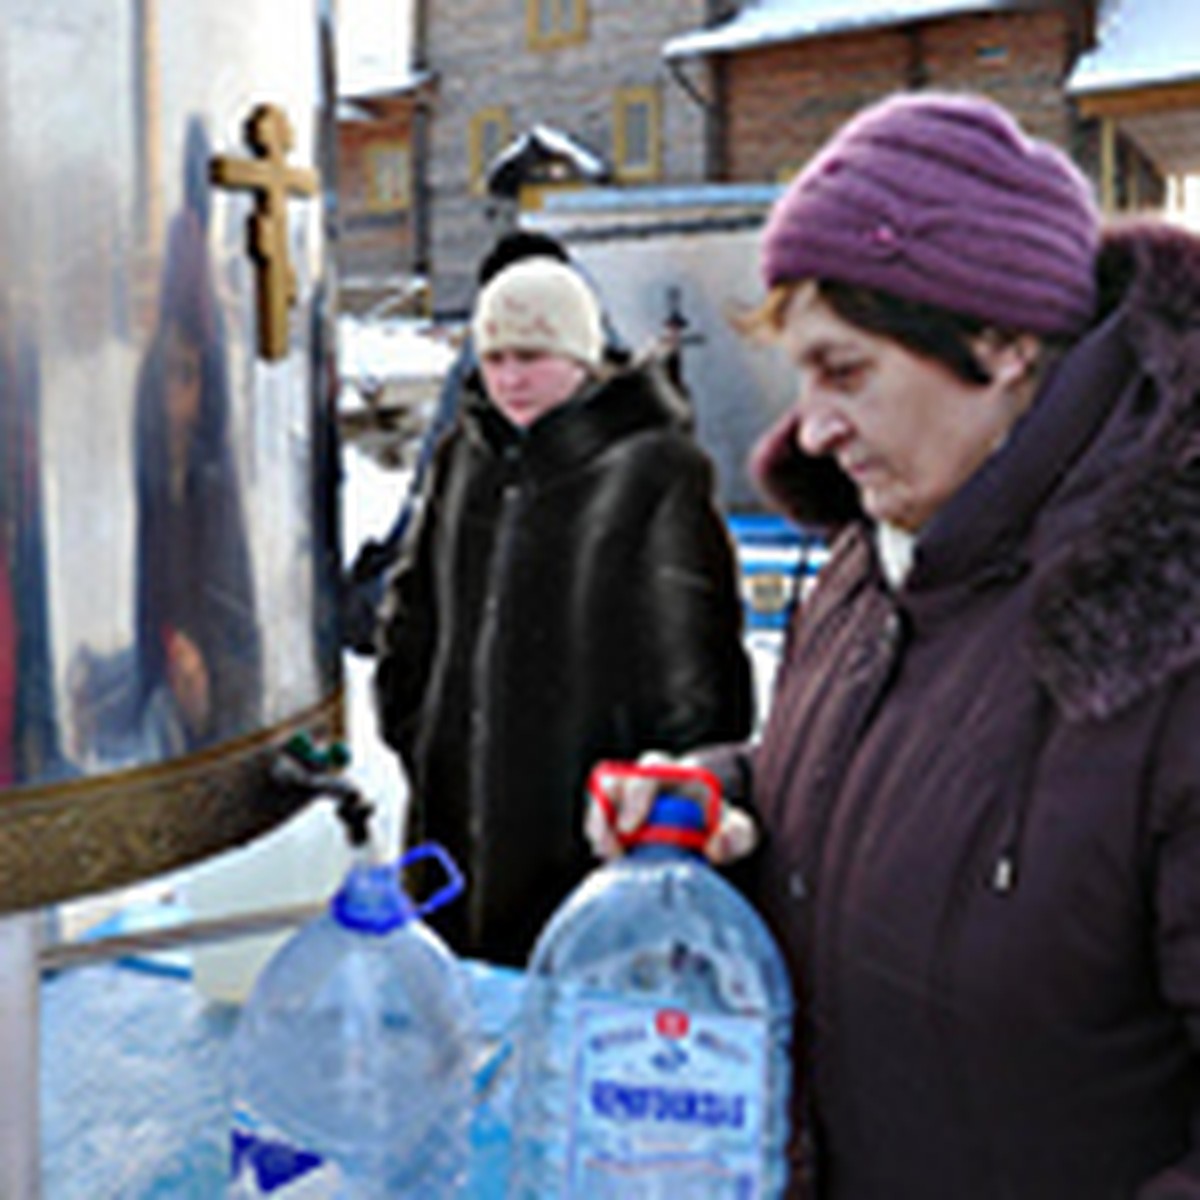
[727, 513, 826, 631]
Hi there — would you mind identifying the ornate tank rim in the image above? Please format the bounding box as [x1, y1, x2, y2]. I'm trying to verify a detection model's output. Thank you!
[0, 689, 344, 915]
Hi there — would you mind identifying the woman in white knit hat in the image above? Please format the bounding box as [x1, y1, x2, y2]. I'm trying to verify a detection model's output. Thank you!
[373, 256, 753, 966]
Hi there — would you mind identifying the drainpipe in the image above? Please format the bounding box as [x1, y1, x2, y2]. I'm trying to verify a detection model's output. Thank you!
[665, 53, 722, 178]
[903, 24, 929, 90]
[411, 0, 433, 287]
[664, 4, 725, 181]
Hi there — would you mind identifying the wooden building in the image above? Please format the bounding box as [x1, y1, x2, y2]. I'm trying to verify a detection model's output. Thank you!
[335, 79, 428, 313]
[339, 0, 1197, 314]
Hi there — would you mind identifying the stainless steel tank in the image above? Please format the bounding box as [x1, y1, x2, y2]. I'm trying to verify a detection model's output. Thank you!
[0, 0, 343, 914]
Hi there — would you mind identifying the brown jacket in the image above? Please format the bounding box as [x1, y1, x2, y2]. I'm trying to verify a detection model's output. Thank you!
[701, 223, 1200, 1198]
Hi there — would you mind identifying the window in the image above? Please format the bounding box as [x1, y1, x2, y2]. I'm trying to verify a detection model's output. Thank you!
[975, 43, 1010, 65]
[469, 107, 511, 195]
[365, 142, 411, 213]
[614, 87, 660, 181]
[528, 0, 587, 50]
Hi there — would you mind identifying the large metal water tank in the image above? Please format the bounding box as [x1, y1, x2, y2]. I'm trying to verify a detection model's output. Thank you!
[0, 0, 342, 914]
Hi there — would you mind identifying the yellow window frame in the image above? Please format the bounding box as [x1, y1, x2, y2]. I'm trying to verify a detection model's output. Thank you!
[469, 107, 511, 196]
[364, 141, 411, 213]
[614, 85, 660, 181]
[527, 0, 588, 50]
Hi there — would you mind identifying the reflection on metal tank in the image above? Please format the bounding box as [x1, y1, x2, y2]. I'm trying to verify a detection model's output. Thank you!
[0, 0, 342, 913]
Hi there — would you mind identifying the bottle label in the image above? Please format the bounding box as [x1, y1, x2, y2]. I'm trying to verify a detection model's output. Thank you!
[567, 999, 767, 1194]
[229, 1107, 344, 1198]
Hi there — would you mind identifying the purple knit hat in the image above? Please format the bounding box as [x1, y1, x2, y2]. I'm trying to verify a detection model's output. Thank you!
[761, 92, 1099, 336]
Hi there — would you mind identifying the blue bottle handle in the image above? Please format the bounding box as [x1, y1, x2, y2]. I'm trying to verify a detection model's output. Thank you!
[397, 841, 465, 918]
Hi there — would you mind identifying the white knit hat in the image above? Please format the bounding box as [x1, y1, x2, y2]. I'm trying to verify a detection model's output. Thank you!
[471, 258, 603, 368]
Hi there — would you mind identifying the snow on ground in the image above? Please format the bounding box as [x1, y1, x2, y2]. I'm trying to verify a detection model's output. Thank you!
[337, 313, 456, 407]
[337, 313, 452, 544]
[341, 439, 410, 553]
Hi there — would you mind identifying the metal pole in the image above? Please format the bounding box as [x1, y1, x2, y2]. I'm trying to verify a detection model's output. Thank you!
[38, 900, 321, 973]
[0, 910, 41, 1200]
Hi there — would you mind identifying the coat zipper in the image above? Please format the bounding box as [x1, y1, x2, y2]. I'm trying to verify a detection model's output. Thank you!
[924, 683, 1054, 1198]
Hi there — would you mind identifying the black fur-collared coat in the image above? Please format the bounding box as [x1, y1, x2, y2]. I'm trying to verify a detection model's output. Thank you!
[699, 222, 1200, 1198]
[375, 361, 753, 965]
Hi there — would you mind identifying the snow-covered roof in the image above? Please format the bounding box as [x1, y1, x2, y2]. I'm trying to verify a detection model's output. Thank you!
[489, 124, 608, 181]
[338, 70, 432, 106]
[1068, 0, 1200, 95]
[336, 99, 375, 122]
[664, 0, 1009, 59]
[486, 124, 609, 197]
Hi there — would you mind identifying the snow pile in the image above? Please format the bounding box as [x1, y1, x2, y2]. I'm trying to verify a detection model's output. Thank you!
[341, 442, 409, 561]
[337, 314, 456, 411]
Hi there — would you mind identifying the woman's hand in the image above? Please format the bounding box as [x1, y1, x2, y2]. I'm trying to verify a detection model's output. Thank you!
[584, 751, 758, 865]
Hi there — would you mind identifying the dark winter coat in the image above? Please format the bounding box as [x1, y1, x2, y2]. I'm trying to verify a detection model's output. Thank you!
[699, 222, 1200, 1198]
[375, 361, 753, 965]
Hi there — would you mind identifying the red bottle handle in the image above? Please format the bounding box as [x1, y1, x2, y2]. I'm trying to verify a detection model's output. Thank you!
[587, 759, 722, 850]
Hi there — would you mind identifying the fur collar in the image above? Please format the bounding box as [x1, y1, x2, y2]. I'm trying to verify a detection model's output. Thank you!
[1030, 222, 1200, 722]
[460, 357, 690, 474]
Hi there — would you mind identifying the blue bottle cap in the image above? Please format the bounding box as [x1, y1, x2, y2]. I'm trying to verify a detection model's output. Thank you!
[647, 793, 706, 833]
[331, 862, 415, 935]
[627, 792, 710, 853]
[330, 843, 466, 934]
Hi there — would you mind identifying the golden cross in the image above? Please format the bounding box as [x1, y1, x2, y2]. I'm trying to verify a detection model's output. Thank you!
[210, 103, 319, 362]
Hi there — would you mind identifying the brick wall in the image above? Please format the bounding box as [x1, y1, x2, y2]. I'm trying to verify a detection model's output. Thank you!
[722, 10, 1087, 183]
[722, 31, 912, 182]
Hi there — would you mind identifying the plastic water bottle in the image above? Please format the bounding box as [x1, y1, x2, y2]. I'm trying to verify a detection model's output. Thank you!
[508, 761, 794, 1198]
[228, 841, 475, 1198]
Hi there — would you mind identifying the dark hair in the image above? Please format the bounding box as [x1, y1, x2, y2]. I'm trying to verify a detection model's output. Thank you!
[740, 279, 1010, 386]
[477, 230, 570, 286]
[817, 281, 994, 385]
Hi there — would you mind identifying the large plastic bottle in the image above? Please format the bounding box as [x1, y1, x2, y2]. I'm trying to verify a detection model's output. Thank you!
[227, 840, 475, 1198]
[508, 761, 794, 1199]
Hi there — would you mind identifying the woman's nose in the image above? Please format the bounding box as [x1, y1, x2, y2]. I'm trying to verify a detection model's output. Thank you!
[795, 391, 847, 457]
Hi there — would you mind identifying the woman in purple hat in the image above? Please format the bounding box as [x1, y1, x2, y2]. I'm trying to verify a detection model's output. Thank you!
[590, 90, 1200, 1198]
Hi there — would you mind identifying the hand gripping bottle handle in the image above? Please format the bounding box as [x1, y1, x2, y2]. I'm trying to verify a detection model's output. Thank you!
[513, 761, 795, 1197]
[587, 759, 723, 853]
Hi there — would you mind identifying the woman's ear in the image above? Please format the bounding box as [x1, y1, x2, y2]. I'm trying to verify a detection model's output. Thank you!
[973, 330, 1043, 389]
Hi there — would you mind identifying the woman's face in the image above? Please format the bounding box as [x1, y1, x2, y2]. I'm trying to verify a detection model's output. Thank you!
[165, 324, 202, 439]
[778, 284, 1033, 532]
[480, 347, 588, 428]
